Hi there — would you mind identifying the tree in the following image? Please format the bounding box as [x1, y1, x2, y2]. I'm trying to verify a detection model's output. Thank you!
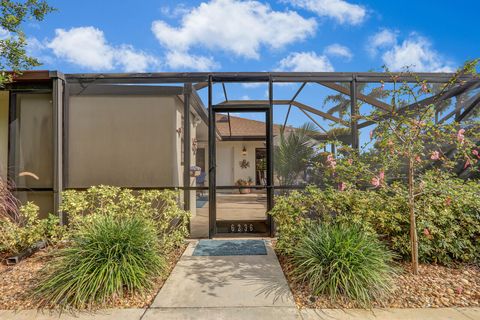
[367, 61, 480, 274]
[274, 123, 319, 186]
[0, 0, 54, 86]
[319, 61, 480, 274]
[323, 82, 389, 120]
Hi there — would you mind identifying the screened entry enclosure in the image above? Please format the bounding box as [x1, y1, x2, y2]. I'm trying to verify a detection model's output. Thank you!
[1, 71, 479, 238]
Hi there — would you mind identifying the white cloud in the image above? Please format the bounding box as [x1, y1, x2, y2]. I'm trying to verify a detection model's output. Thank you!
[26, 37, 54, 65]
[151, 0, 317, 60]
[367, 29, 398, 56]
[324, 43, 352, 61]
[289, 0, 367, 25]
[160, 4, 191, 18]
[277, 51, 334, 72]
[377, 32, 455, 72]
[47, 26, 158, 72]
[0, 27, 10, 40]
[242, 83, 266, 88]
[165, 50, 218, 71]
[116, 46, 159, 73]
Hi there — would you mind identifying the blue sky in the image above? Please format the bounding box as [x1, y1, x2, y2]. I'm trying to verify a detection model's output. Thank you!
[19, 0, 480, 141]
[25, 0, 479, 74]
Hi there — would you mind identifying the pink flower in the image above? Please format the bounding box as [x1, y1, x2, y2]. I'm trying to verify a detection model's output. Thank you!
[347, 159, 353, 165]
[473, 149, 479, 159]
[338, 182, 346, 191]
[421, 83, 428, 93]
[379, 171, 385, 181]
[415, 156, 422, 163]
[430, 151, 440, 160]
[456, 287, 463, 295]
[445, 197, 452, 206]
[369, 130, 374, 140]
[371, 177, 380, 188]
[464, 158, 471, 169]
[457, 129, 465, 143]
[326, 154, 337, 169]
[423, 228, 430, 236]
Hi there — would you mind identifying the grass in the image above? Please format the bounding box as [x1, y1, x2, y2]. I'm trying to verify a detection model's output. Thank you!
[33, 214, 165, 309]
[291, 223, 398, 306]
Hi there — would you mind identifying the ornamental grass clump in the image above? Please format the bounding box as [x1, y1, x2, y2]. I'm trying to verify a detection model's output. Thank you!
[34, 214, 165, 310]
[291, 223, 397, 306]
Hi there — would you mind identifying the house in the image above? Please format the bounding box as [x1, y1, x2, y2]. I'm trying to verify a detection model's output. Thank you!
[0, 71, 290, 238]
[2, 70, 473, 238]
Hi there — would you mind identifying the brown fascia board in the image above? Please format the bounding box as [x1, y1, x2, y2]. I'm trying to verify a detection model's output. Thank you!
[4, 70, 65, 81]
[8, 70, 52, 83]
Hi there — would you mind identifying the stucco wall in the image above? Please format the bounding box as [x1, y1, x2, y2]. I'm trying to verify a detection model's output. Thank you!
[216, 140, 265, 186]
[0, 92, 8, 179]
[173, 97, 197, 217]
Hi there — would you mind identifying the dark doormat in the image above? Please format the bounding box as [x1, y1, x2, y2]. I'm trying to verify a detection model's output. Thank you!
[192, 240, 267, 256]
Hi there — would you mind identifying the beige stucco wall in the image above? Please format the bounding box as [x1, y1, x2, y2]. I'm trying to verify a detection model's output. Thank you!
[67, 95, 177, 188]
[0, 91, 8, 179]
[173, 97, 197, 217]
[216, 140, 265, 186]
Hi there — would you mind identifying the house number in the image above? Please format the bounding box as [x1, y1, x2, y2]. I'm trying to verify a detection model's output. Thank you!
[230, 224, 255, 233]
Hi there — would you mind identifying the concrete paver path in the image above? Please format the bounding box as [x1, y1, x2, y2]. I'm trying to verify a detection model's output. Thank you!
[149, 239, 297, 318]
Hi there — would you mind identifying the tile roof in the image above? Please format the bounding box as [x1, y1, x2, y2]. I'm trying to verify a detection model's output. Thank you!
[215, 113, 292, 138]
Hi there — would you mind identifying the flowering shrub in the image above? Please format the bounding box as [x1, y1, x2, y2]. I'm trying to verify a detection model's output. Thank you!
[271, 171, 480, 265]
[60, 186, 190, 252]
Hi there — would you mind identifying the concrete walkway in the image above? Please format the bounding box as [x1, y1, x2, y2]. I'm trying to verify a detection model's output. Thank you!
[148, 239, 296, 318]
[1, 307, 479, 319]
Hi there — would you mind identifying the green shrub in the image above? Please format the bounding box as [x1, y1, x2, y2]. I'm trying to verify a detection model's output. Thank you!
[34, 214, 164, 309]
[61, 186, 190, 252]
[270, 186, 377, 255]
[0, 202, 64, 254]
[291, 224, 397, 306]
[270, 172, 480, 265]
[406, 172, 480, 264]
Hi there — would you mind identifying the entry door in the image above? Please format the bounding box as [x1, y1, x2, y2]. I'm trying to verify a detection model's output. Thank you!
[209, 107, 273, 237]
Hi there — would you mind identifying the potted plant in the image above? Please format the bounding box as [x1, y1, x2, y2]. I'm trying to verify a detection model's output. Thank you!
[190, 165, 202, 177]
[236, 177, 253, 194]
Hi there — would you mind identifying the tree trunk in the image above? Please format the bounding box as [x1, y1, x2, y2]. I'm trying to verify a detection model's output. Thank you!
[408, 158, 419, 274]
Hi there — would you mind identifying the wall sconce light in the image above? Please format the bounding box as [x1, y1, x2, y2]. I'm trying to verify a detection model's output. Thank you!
[193, 117, 201, 128]
[242, 146, 247, 156]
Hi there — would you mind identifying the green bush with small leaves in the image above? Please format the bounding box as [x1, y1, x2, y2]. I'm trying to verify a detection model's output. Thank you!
[34, 214, 164, 309]
[0, 202, 64, 255]
[291, 223, 397, 306]
[60, 186, 190, 252]
[270, 171, 480, 265]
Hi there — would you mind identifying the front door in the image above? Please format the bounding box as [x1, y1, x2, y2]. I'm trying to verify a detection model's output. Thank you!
[208, 107, 273, 237]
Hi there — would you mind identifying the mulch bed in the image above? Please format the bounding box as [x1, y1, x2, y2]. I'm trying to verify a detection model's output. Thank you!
[277, 254, 480, 309]
[0, 243, 187, 310]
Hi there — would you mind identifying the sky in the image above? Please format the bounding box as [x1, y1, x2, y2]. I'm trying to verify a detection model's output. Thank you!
[16, 0, 480, 143]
